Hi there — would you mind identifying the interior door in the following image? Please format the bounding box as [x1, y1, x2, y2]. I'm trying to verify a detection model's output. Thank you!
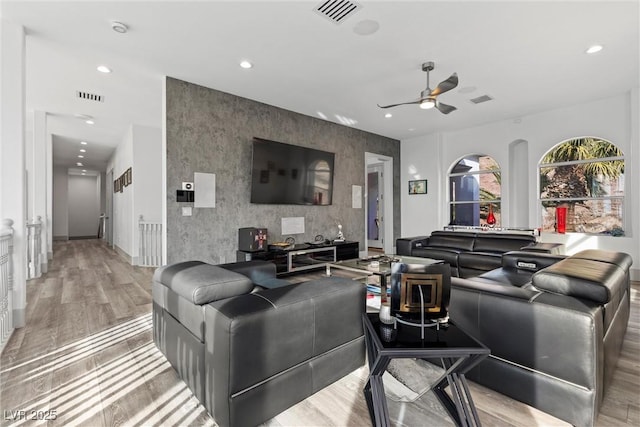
[367, 164, 384, 249]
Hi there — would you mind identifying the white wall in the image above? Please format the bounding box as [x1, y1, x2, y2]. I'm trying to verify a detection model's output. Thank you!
[108, 126, 134, 257]
[107, 124, 162, 263]
[401, 91, 640, 277]
[52, 165, 68, 239]
[68, 175, 100, 237]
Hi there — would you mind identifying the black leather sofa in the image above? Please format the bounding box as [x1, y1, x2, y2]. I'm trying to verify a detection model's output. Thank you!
[396, 230, 537, 278]
[152, 260, 365, 427]
[449, 249, 632, 427]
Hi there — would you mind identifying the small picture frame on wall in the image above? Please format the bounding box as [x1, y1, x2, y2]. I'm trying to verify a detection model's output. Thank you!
[119, 176, 124, 193]
[408, 179, 427, 195]
[114, 179, 119, 193]
[126, 167, 132, 186]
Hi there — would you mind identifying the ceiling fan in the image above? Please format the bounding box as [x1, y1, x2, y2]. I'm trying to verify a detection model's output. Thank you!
[377, 62, 458, 114]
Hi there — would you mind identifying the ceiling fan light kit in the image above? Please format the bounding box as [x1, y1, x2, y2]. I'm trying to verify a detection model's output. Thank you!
[378, 61, 458, 114]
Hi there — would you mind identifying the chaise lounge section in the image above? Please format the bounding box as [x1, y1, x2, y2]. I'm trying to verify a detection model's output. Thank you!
[152, 260, 365, 427]
[449, 249, 632, 427]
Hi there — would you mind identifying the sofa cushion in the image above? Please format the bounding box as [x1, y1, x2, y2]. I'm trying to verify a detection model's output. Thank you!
[458, 251, 502, 271]
[428, 231, 476, 251]
[532, 258, 626, 304]
[571, 249, 633, 271]
[472, 233, 536, 253]
[153, 261, 253, 305]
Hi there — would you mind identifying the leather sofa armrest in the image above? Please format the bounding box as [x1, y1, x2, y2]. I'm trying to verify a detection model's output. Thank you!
[396, 236, 429, 255]
[220, 260, 277, 286]
[153, 261, 254, 305]
[501, 251, 566, 272]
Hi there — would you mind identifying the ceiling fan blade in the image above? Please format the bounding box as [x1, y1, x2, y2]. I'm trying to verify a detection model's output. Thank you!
[377, 100, 421, 109]
[430, 72, 459, 97]
[436, 102, 457, 114]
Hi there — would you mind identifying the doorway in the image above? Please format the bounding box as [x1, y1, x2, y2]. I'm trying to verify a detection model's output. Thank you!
[365, 152, 393, 255]
[367, 164, 384, 250]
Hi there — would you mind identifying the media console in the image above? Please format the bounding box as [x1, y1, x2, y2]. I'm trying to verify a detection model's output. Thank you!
[237, 241, 359, 275]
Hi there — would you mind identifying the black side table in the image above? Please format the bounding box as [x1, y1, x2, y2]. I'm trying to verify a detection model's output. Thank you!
[362, 313, 490, 427]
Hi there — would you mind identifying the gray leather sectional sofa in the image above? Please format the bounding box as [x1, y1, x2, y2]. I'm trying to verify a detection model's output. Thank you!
[449, 249, 632, 427]
[396, 230, 537, 277]
[152, 260, 365, 427]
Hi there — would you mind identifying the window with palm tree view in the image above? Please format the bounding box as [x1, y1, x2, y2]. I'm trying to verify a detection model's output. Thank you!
[449, 155, 501, 227]
[539, 137, 624, 235]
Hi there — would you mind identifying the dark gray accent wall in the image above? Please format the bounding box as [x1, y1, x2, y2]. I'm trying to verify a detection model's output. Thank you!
[166, 77, 400, 264]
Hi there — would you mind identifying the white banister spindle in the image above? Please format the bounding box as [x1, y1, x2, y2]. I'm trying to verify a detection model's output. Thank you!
[1, 218, 15, 352]
[139, 215, 162, 267]
[26, 216, 42, 279]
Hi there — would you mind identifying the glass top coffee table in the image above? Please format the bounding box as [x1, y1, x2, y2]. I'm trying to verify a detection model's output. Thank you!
[326, 255, 442, 303]
[363, 312, 490, 427]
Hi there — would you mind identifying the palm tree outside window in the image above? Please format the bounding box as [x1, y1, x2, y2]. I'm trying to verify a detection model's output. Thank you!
[539, 137, 624, 235]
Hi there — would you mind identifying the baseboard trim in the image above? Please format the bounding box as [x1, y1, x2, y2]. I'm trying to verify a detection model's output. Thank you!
[41, 262, 48, 274]
[53, 235, 68, 241]
[13, 308, 25, 328]
[114, 245, 132, 264]
[69, 235, 99, 240]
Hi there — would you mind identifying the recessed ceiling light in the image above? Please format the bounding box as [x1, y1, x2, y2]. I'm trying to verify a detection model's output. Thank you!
[384, 113, 392, 118]
[82, 169, 87, 172]
[353, 19, 380, 36]
[85, 120, 94, 125]
[82, 173, 86, 175]
[78, 155, 84, 158]
[80, 148, 86, 153]
[586, 44, 603, 54]
[97, 65, 112, 73]
[80, 141, 88, 145]
[111, 21, 128, 34]
[240, 60, 253, 69]
[77, 162, 83, 166]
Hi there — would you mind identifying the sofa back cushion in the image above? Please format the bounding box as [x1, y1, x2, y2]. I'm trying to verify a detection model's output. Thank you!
[153, 261, 254, 305]
[428, 231, 476, 251]
[473, 233, 536, 253]
[532, 256, 627, 304]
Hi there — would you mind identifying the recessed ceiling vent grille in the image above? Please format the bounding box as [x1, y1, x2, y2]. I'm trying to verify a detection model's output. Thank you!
[315, 0, 361, 24]
[470, 94, 493, 104]
[76, 91, 104, 102]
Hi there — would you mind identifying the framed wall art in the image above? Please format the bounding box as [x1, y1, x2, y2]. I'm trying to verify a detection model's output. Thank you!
[408, 179, 427, 195]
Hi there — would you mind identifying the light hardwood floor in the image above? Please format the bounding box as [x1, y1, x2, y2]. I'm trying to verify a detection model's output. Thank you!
[0, 239, 638, 426]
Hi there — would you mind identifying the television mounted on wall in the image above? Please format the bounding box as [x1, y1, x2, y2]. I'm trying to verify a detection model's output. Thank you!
[250, 138, 335, 205]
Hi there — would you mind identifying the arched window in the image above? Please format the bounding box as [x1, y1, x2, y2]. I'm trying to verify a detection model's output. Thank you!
[449, 155, 501, 227]
[539, 137, 624, 235]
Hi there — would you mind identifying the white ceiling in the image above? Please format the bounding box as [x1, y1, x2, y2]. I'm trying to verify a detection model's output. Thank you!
[3, 0, 639, 172]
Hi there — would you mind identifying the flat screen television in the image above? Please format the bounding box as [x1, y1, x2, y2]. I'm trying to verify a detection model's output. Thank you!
[250, 138, 335, 205]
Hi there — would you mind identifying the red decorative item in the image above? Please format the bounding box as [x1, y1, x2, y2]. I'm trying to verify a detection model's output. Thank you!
[556, 206, 567, 234]
[486, 203, 496, 226]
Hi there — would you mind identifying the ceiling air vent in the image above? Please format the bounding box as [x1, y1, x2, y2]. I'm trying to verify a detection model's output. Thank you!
[470, 94, 493, 104]
[76, 91, 104, 103]
[315, 0, 361, 24]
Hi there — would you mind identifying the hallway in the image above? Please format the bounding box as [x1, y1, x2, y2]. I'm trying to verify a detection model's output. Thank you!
[0, 240, 213, 426]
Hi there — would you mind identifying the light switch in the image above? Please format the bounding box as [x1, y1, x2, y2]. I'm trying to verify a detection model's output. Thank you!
[182, 206, 193, 216]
